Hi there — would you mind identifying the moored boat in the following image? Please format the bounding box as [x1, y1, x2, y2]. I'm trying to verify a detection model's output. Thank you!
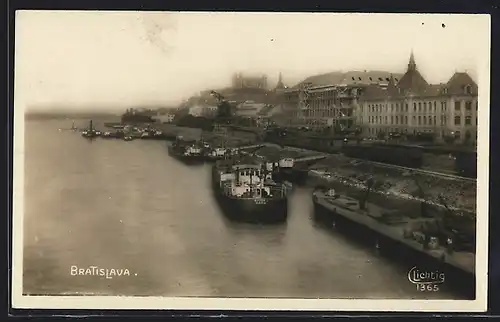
[123, 135, 134, 141]
[167, 137, 206, 165]
[211, 156, 290, 224]
[81, 120, 101, 139]
[204, 146, 231, 162]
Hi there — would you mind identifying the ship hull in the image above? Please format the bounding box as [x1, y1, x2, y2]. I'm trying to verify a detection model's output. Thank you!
[213, 190, 288, 224]
[312, 195, 475, 298]
[211, 165, 288, 224]
[167, 145, 205, 165]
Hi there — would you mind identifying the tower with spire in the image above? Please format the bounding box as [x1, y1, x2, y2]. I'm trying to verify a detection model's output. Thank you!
[396, 49, 429, 94]
[408, 50, 417, 72]
[275, 72, 286, 91]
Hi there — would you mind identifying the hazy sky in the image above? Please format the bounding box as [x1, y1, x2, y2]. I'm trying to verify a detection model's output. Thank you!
[15, 11, 489, 111]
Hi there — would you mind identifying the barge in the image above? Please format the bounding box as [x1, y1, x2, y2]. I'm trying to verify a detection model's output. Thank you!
[211, 156, 290, 224]
[167, 137, 206, 165]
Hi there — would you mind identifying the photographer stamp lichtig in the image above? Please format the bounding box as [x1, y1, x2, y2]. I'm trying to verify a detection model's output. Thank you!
[408, 266, 445, 292]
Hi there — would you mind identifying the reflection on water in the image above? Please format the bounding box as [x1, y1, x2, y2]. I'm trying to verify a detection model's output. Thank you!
[22, 119, 463, 299]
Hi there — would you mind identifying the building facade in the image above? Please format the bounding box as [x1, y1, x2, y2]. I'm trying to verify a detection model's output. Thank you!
[188, 105, 218, 118]
[282, 71, 401, 130]
[357, 52, 478, 144]
[152, 113, 175, 123]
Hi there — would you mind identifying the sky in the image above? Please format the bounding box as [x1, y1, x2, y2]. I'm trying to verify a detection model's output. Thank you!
[14, 11, 490, 112]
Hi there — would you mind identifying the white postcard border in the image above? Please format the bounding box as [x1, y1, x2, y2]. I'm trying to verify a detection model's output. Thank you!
[11, 11, 491, 312]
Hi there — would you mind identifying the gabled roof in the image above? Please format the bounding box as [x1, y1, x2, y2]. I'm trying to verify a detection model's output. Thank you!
[445, 72, 478, 96]
[397, 69, 429, 95]
[359, 52, 477, 101]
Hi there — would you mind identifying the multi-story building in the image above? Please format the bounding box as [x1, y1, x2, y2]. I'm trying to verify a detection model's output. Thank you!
[188, 105, 218, 118]
[282, 71, 402, 129]
[358, 52, 478, 144]
[152, 113, 175, 123]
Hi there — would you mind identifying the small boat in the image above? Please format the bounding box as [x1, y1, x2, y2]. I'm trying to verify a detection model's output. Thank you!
[167, 137, 206, 165]
[81, 120, 101, 139]
[102, 130, 125, 139]
[204, 146, 230, 162]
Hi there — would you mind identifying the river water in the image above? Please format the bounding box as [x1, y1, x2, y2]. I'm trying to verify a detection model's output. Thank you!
[21, 119, 462, 299]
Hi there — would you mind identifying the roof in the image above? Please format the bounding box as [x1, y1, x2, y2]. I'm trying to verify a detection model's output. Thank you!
[293, 70, 404, 89]
[397, 68, 429, 95]
[445, 72, 478, 96]
[359, 53, 477, 101]
[360, 83, 447, 101]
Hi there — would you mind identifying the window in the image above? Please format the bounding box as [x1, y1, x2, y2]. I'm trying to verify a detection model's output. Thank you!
[405, 116, 408, 124]
[476, 101, 478, 111]
[396, 103, 399, 112]
[391, 116, 394, 124]
[413, 116, 416, 124]
[385, 116, 387, 124]
[440, 116, 444, 125]
[433, 115, 436, 125]
[413, 102, 417, 111]
[429, 116, 432, 125]
[396, 116, 399, 124]
[423, 116, 427, 125]
[465, 101, 472, 111]
[434, 101, 437, 110]
[405, 103, 409, 112]
[443, 101, 447, 111]
[423, 102, 427, 112]
[465, 116, 472, 125]
[455, 101, 461, 111]
[418, 116, 421, 125]
[455, 116, 461, 125]
[418, 102, 422, 112]
[465, 85, 472, 95]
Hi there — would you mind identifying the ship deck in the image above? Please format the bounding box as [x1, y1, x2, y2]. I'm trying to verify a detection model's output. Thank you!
[314, 191, 475, 274]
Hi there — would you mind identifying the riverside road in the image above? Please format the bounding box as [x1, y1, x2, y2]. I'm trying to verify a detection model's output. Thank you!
[22, 119, 463, 299]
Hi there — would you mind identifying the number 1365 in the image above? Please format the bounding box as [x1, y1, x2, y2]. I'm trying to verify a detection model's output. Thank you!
[416, 284, 440, 292]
